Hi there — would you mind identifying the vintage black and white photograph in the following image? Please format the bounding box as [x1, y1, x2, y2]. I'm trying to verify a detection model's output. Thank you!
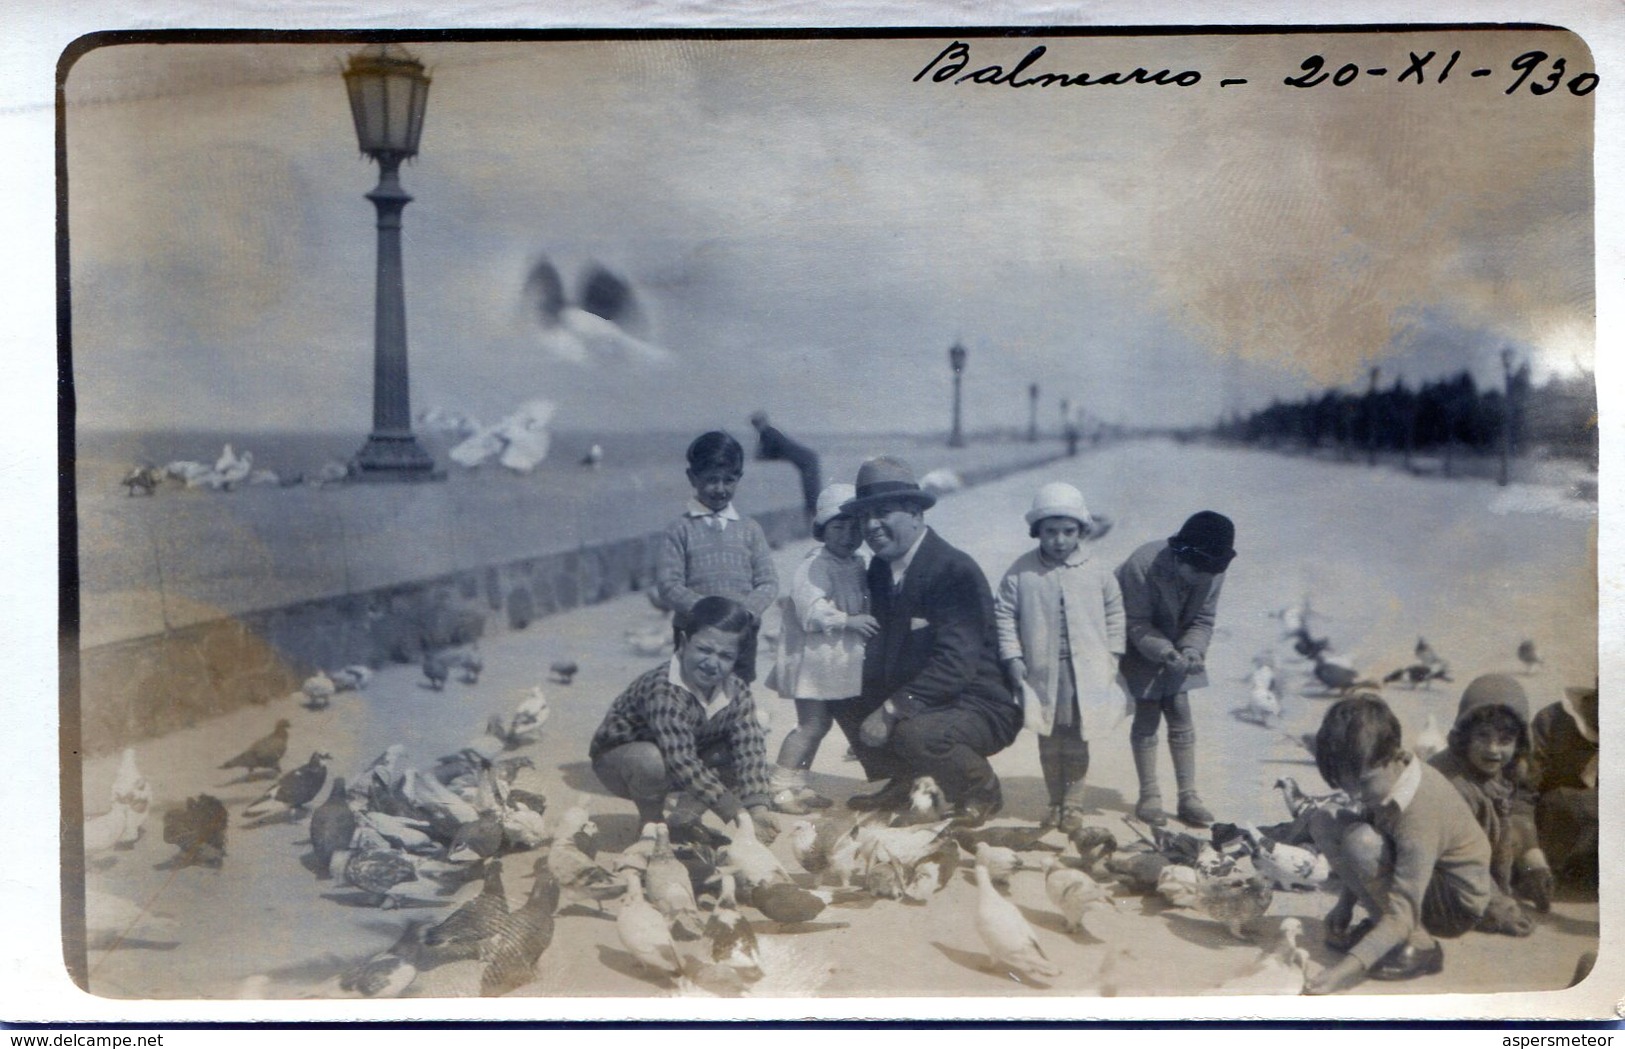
[53, 20, 1607, 1017]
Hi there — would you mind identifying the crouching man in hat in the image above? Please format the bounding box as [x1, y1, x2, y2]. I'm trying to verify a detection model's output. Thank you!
[830, 456, 1021, 828]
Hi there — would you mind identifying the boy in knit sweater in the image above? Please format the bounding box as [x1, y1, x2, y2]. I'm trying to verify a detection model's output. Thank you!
[1305, 694, 1495, 993]
[655, 431, 780, 683]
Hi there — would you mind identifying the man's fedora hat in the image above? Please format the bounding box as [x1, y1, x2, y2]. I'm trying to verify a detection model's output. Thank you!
[839, 456, 938, 516]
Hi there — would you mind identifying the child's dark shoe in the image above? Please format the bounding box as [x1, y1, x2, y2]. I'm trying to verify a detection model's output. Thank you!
[1477, 895, 1535, 937]
[1176, 793, 1214, 828]
[1135, 794, 1168, 827]
[1514, 864, 1555, 913]
[1367, 940, 1445, 981]
[1039, 805, 1063, 831]
[1324, 916, 1374, 953]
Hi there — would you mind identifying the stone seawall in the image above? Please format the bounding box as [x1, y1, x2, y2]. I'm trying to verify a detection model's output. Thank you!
[74, 443, 1070, 755]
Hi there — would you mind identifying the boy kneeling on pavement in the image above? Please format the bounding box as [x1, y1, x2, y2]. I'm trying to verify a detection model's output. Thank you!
[1306, 693, 1533, 994]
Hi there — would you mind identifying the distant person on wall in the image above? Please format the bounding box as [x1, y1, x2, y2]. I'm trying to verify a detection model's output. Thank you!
[749, 410, 822, 524]
[655, 430, 779, 684]
[832, 456, 1021, 828]
[1115, 510, 1236, 828]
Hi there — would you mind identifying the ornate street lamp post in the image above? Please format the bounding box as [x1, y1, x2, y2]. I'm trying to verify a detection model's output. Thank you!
[1027, 382, 1039, 442]
[344, 44, 439, 481]
[948, 342, 967, 448]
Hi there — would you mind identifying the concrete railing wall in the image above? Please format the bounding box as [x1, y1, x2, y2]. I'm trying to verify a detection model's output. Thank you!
[74, 440, 1069, 755]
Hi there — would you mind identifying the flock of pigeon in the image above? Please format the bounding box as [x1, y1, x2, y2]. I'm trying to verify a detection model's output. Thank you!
[82, 584, 1561, 999]
[121, 443, 352, 495]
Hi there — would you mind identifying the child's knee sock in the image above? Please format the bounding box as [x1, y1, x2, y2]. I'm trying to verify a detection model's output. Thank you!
[1131, 733, 1161, 801]
[1169, 725, 1198, 797]
[1061, 738, 1091, 808]
[1037, 734, 1066, 805]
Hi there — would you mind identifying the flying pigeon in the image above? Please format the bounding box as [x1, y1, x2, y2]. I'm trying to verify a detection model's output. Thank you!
[580, 444, 604, 469]
[974, 843, 1061, 982]
[1382, 663, 1453, 689]
[548, 661, 579, 686]
[524, 257, 672, 366]
[1290, 627, 1331, 661]
[219, 719, 292, 779]
[1517, 640, 1543, 674]
[309, 778, 358, 879]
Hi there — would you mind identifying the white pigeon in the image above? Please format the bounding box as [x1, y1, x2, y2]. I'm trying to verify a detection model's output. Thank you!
[502, 687, 550, 746]
[647, 824, 706, 938]
[164, 460, 211, 485]
[246, 468, 281, 487]
[852, 816, 954, 869]
[1214, 917, 1310, 994]
[974, 844, 1061, 983]
[1412, 712, 1447, 762]
[499, 805, 549, 850]
[1043, 856, 1112, 934]
[788, 818, 863, 887]
[723, 811, 793, 891]
[84, 799, 143, 852]
[976, 844, 1032, 889]
[907, 776, 951, 822]
[919, 468, 963, 496]
[330, 665, 373, 692]
[212, 449, 253, 489]
[616, 868, 688, 986]
[1240, 824, 1330, 891]
[302, 671, 336, 709]
[1234, 658, 1281, 726]
[110, 748, 152, 819]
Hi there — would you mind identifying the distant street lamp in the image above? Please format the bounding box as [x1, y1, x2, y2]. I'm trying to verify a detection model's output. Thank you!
[344, 43, 439, 481]
[1027, 383, 1039, 442]
[948, 342, 967, 448]
[1499, 348, 1515, 486]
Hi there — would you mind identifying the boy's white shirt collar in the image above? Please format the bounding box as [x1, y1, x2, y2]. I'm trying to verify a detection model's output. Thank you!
[1038, 544, 1091, 568]
[890, 526, 931, 587]
[1383, 751, 1424, 812]
[667, 654, 732, 718]
[686, 498, 741, 521]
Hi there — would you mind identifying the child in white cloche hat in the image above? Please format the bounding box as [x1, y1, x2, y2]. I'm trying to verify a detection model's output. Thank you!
[993, 482, 1125, 832]
[764, 483, 881, 813]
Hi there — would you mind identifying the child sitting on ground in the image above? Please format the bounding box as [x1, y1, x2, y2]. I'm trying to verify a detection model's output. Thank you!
[655, 430, 779, 684]
[1528, 681, 1599, 891]
[1305, 694, 1498, 994]
[1428, 674, 1552, 917]
[764, 483, 880, 813]
[994, 482, 1124, 832]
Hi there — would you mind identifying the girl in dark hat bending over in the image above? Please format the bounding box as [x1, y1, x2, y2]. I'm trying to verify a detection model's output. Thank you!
[1114, 511, 1236, 828]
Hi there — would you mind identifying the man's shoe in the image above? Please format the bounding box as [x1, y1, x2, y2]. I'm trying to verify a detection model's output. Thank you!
[1176, 793, 1214, 828]
[1367, 940, 1445, 981]
[951, 795, 1004, 829]
[1324, 917, 1374, 953]
[846, 780, 912, 812]
[1135, 794, 1168, 827]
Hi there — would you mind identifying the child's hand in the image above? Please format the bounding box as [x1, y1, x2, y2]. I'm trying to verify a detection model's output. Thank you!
[1305, 955, 1365, 995]
[1004, 657, 1028, 693]
[847, 614, 881, 639]
[860, 706, 894, 748]
[1161, 648, 1188, 671]
[1179, 648, 1204, 675]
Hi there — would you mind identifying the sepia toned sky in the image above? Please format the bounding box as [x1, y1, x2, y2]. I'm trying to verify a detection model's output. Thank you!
[64, 30, 1596, 435]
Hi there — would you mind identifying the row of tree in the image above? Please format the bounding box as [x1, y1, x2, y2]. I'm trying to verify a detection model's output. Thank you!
[1211, 367, 1597, 465]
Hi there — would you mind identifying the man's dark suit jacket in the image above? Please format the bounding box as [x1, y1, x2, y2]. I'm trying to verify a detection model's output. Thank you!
[861, 527, 1021, 736]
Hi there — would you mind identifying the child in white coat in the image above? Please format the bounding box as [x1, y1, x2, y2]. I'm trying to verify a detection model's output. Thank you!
[994, 482, 1126, 832]
[765, 483, 881, 814]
